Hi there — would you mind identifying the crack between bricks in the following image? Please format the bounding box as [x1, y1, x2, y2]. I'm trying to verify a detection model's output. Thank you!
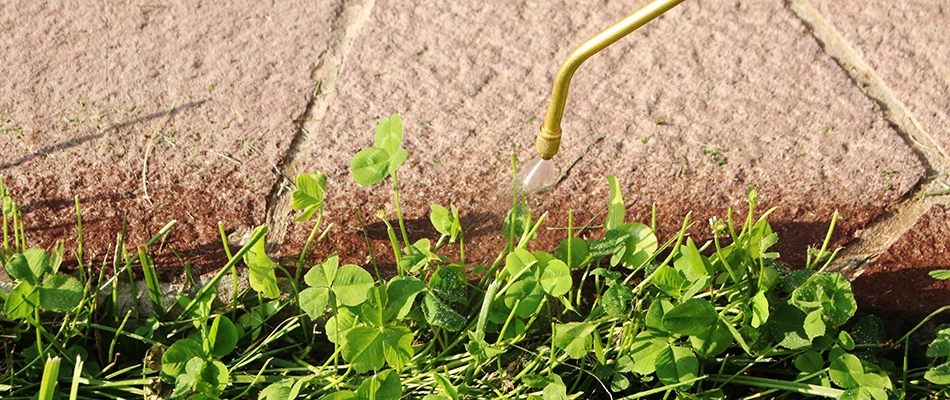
[786, 0, 949, 276]
[786, 0, 950, 173]
[828, 178, 942, 279]
[262, 0, 376, 254]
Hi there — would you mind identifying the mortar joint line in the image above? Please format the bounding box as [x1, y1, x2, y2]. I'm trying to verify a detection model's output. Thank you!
[786, 0, 950, 177]
[787, 0, 949, 276]
[263, 0, 376, 253]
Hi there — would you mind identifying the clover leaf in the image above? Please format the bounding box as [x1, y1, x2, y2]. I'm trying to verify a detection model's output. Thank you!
[351, 114, 408, 187]
[291, 171, 327, 222]
[243, 226, 279, 299]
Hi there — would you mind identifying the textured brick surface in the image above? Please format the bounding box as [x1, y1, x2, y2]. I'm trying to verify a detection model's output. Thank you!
[811, 0, 950, 158]
[0, 1, 339, 270]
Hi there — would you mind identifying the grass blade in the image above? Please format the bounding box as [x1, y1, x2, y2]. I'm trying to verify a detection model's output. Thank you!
[70, 354, 83, 400]
[74, 195, 85, 282]
[145, 220, 177, 246]
[706, 375, 843, 398]
[179, 226, 268, 321]
[618, 375, 708, 399]
[137, 245, 164, 318]
[38, 356, 61, 400]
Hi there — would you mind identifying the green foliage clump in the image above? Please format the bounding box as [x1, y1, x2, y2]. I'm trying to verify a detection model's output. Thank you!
[0, 116, 947, 400]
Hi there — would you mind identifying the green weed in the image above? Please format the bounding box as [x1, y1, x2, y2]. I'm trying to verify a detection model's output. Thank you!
[0, 114, 947, 399]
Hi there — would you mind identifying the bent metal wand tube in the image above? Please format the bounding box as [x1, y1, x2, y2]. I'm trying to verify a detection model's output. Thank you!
[536, 0, 687, 160]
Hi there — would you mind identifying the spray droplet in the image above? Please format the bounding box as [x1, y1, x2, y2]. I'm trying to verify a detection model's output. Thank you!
[520, 158, 558, 194]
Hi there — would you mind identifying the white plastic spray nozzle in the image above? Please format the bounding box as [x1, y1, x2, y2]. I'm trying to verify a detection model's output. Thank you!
[519, 158, 558, 194]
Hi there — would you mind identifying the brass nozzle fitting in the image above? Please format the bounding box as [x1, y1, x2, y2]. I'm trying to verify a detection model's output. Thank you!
[536, 125, 561, 160]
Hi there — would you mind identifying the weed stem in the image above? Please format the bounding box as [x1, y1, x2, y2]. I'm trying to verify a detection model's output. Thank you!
[391, 171, 411, 255]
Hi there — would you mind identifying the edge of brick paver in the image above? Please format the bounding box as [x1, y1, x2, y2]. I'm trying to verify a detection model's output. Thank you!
[786, 0, 950, 276]
[263, 0, 376, 250]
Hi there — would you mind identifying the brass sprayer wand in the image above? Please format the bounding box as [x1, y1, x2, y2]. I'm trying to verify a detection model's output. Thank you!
[535, 0, 687, 160]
